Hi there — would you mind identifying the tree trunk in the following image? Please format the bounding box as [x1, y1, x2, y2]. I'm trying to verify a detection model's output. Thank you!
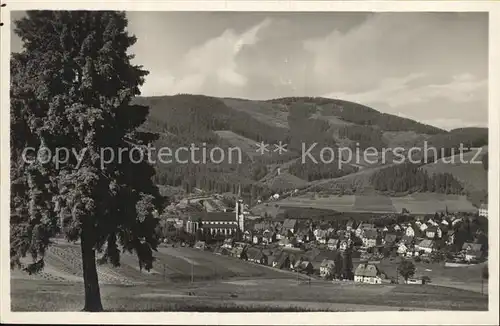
[81, 226, 103, 312]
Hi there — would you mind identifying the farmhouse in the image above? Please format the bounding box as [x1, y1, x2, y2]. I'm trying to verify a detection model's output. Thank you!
[354, 263, 382, 284]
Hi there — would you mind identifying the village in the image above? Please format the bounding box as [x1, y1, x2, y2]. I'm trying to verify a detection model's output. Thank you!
[156, 193, 489, 287]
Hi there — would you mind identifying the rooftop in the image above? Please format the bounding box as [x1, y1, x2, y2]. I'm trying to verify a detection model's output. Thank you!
[354, 263, 380, 277]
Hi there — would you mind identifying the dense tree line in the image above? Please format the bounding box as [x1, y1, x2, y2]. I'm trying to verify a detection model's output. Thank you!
[370, 163, 464, 194]
[268, 97, 444, 134]
[338, 125, 386, 150]
[425, 127, 488, 161]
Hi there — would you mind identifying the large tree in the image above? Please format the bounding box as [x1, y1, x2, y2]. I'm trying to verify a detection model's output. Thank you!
[10, 11, 164, 311]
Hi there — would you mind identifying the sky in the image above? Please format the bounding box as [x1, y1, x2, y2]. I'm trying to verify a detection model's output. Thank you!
[10, 11, 488, 131]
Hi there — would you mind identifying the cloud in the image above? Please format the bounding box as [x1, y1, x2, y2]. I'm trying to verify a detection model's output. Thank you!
[324, 73, 487, 108]
[141, 18, 272, 96]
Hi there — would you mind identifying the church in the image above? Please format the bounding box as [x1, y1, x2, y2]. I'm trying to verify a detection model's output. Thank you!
[185, 199, 245, 237]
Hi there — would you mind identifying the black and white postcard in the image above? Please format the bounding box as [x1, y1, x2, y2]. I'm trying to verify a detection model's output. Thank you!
[1, 1, 498, 325]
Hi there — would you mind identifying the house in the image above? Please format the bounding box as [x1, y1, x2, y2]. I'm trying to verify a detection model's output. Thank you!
[314, 229, 327, 244]
[382, 226, 389, 233]
[354, 263, 382, 284]
[319, 259, 336, 278]
[243, 230, 252, 242]
[415, 239, 435, 254]
[327, 238, 339, 251]
[436, 227, 442, 238]
[419, 223, 428, 232]
[426, 226, 437, 239]
[279, 238, 292, 248]
[362, 229, 379, 248]
[231, 246, 247, 259]
[252, 234, 262, 245]
[281, 219, 298, 237]
[406, 226, 415, 237]
[383, 234, 397, 246]
[262, 230, 276, 244]
[222, 238, 234, 249]
[393, 224, 401, 231]
[293, 260, 314, 275]
[465, 250, 483, 262]
[441, 219, 449, 226]
[194, 241, 206, 250]
[271, 252, 290, 269]
[356, 223, 375, 238]
[246, 248, 268, 265]
[427, 218, 438, 226]
[462, 242, 482, 254]
[478, 204, 488, 218]
[401, 235, 414, 245]
[338, 239, 349, 252]
[346, 220, 355, 232]
[397, 243, 408, 255]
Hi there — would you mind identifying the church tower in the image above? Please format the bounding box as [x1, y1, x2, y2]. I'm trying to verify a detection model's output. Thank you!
[235, 184, 245, 233]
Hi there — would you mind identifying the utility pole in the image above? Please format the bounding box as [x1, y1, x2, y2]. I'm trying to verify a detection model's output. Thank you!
[163, 263, 166, 281]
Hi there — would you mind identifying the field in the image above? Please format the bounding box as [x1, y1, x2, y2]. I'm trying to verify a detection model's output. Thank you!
[10, 242, 488, 312]
[12, 241, 290, 286]
[421, 146, 488, 194]
[367, 258, 488, 294]
[11, 273, 488, 312]
[257, 193, 477, 215]
[214, 130, 265, 161]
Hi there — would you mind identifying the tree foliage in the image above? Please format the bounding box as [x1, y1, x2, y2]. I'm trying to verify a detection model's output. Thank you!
[370, 163, 463, 194]
[398, 260, 416, 282]
[10, 11, 164, 311]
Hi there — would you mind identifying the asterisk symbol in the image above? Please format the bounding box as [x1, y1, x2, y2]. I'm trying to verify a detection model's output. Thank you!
[274, 141, 288, 155]
[255, 141, 269, 155]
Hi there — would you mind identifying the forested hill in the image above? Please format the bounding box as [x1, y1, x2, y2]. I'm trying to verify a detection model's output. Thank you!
[132, 94, 488, 202]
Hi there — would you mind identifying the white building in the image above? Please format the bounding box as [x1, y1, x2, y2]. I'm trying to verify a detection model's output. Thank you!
[479, 204, 488, 218]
